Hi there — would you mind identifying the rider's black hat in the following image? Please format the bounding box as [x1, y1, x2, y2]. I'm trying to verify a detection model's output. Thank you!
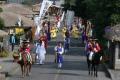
[22, 39, 30, 43]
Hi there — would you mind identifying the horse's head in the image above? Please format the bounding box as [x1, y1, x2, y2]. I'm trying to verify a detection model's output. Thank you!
[100, 56, 102, 61]
[98, 50, 104, 63]
[88, 51, 94, 61]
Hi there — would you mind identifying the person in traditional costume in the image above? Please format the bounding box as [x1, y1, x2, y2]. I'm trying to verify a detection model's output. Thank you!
[54, 42, 64, 68]
[82, 31, 87, 43]
[18, 40, 32, 77]
[64, 37, 70, 53]
[40, 32, 48, 49]
[47, 21, 51, 41]
[36, 40, 46, 65]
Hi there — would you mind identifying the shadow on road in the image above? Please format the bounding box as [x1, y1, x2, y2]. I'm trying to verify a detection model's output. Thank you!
[2, 60, 13, 63]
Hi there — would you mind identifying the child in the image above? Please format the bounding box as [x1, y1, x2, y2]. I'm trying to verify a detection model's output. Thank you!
[54, 42, 64, 68]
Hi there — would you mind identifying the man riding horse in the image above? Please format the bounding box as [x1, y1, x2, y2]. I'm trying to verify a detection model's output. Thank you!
[18, 40, 32, 77]
[85, 38, 102, 77]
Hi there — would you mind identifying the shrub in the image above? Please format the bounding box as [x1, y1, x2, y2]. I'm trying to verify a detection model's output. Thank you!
[0, 17, 4, 29]
[0, 51, 9, 57]
[0, 7, 3, 12]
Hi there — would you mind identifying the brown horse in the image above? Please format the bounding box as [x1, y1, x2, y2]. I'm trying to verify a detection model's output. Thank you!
[18, 51, 32, 77]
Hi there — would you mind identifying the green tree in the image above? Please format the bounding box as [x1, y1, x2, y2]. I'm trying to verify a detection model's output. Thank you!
[74, 0, 120, 38]
[63, 0, 120, 52]
[0, 7, 4, 29]
[0, 7, 3, 12]
[63, 0, 120, 34]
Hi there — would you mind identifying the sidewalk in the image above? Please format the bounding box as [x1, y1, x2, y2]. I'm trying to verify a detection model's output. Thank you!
[103, 63, 120, 80]
[0, 46, 19, 80]
[0, 56, 19, 77]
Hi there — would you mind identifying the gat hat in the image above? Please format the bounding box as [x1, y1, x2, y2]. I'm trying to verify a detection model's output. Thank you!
[22, 39, 30, 43]
[92, 38, 98, 41]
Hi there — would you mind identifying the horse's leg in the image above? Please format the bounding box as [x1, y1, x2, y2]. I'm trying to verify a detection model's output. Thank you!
[94, 65, 96, 77]
[89, 63, 93, 76]
[24, 64, 27, 77]
[91, 63, 94, 76]
[26, 64, 29, 76]
[95, 65, 99, 77]
[20, 64, 24, 77]
[22, 65, 26, 77]
[29, 64, 32, 74]
[87, 59, 90, 75]
[89, 64, 92, 76]
[26, 63, 31, 76]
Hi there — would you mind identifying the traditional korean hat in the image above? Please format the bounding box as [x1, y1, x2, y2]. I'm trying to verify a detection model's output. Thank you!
[91, 38, 98, 42]
[22, 39, 30, 43]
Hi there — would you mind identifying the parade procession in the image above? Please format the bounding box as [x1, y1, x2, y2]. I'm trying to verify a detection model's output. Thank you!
[0, 0, 120, 80]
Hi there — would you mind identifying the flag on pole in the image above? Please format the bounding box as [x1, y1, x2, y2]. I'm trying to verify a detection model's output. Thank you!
[39, 0, 53, 20]
[66, 10, 75, 30]
[57, 11, 65, 28]
[34, 0, 53, 39]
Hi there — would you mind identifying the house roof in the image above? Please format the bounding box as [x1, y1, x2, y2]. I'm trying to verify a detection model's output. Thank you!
[0, 30, 8, 37]
[0, 3, 35, 27]
[104, 24, 120, 42]
[1, 3, 34, 14]
[0, 12, 34, 27]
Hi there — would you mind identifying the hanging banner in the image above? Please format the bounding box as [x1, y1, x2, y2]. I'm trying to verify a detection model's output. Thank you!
[34, 0, 53, 39]
[34, 16, 40, 39]
[39, 0, 53, 20]
[57, 11, 65, 28]
[60, 11, 65, 22]
[66, 10, 75, 30]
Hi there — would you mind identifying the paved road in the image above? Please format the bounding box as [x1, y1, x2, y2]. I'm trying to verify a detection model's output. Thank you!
[7, 31, 111, 80]
[7, 46, 111, 80]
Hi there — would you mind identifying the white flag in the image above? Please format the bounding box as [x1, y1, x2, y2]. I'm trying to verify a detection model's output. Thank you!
[66, 10, 75, 29]
[35, 25, 41, 39]
[60, 11, 65, 22]
[39, 0, 53, 20]
[34, 0, 52, 39]
[57, 12, 65, 28]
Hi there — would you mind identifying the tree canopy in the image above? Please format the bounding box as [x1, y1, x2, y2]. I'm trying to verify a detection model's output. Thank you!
[63, 0, 120, 39]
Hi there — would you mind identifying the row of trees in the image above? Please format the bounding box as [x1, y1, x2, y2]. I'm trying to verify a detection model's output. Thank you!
[62, 0, 120, 39]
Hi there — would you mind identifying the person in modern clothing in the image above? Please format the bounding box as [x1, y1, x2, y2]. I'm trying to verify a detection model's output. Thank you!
[10, 34, 16, 51]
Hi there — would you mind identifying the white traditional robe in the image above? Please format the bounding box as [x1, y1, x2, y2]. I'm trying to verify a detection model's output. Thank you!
[36, 41, 46, 64]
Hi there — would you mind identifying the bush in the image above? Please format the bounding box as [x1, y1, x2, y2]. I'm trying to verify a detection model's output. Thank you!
[0, 51, 9, 57]
[0, 7, 3, 12]
[0, 17, 4, 29]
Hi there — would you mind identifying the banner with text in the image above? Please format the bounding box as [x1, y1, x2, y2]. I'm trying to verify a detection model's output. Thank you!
[34, 0, 53, 39]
